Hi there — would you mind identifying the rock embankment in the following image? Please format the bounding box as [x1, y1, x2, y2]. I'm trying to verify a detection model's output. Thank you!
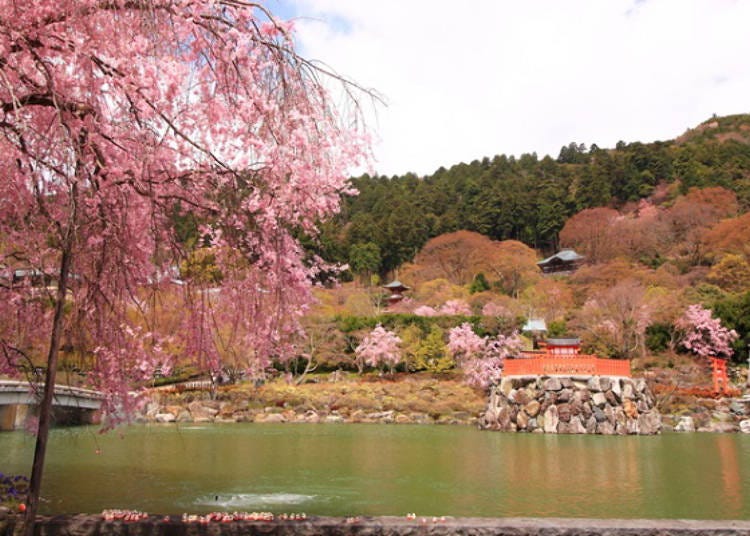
[137, 397, 478, 426]
[481, 375, 661, 435]
[135, 375, 486, 427]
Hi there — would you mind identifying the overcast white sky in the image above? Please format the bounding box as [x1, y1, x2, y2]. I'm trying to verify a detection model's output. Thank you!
[273, 0, 750, 177]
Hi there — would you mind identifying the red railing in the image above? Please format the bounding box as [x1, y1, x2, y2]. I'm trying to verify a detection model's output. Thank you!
[503, 355, 631, 377]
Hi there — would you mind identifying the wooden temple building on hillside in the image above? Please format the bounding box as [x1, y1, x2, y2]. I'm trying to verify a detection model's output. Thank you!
[504, 337, 631, 377]
[382, 280, 410, 306]
[537, 249, 584, 275]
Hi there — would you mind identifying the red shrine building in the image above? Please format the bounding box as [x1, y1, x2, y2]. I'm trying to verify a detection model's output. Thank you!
[504, 337, 631, 377]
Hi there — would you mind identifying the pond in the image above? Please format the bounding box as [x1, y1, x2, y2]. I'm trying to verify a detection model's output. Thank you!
[2, 424, 749, 519]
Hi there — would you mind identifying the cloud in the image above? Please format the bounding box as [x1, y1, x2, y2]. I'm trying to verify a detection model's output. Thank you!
[282, 0, 750, 176]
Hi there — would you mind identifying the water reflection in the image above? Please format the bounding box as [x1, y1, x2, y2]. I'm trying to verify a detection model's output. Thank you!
[0, 424, 748, 518]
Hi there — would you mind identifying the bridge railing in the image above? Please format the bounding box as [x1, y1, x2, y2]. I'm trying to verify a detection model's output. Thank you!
[503, 355, 631, 377]
[0, 380, 103, 399]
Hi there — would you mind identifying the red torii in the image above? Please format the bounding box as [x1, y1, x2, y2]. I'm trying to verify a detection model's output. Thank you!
[710, 357, 730, 395]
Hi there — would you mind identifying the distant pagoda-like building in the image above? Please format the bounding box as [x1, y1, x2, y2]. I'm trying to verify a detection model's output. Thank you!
[382, 280, 410, 306]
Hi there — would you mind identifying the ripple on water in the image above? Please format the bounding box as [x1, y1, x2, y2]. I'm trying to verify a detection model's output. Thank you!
[194, 493, 317, 509]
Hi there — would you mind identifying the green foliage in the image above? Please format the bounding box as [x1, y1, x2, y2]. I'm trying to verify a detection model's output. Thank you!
[179, 248, 223, 284]
[412, 325, 454, 373]
[645, 323, 673, 353]
[348, 242, 382, 280]
[546, 320, 568, 338]
[469, 272, 490, 294]
[335, 313, 483, 336]
[713, 291, 750, 362]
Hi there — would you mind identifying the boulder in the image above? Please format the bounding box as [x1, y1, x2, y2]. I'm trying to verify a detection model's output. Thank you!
[730, 401, 748, 415]
[188, 401, 218, 421]
[622, 382, 635, 400]
[626, 419, 640, 434]
[557, 403, 572, 423]
[556, 389, 573, 403]
[596, 421, 615, 435]
[587, 377, 602, 392]
[740, 419, 750, 433]
[497, 406, 512, 429]
[611, 379, 622, 399]
[367, 411, 395, 423]
[524, 400, 541, 418]
[558, 416, 586, 434]
[516, 410, 529, 430]
[155, 412, 176, 423]
[499, 377, 514, 397]
[395, 413, 413, 424]
[544, 377, 563, 391]
[304, 411, 321, 423]
[263, 413, 286, 423]
[599, 377, 611, 392]
[593, 406, 607, 423]
[145, 401, 161, 417]
[623, 399, 638, 419]
[674, 416, 696, 432]
[510, 389, 531, 406]
[592, 392, 607, 408]
[585, 416, 597, 434]
[614, 406, 627, 426]
[604, 405, 616, 425]
[543, 405, 559, 433]
[708, 421, 738, 433]
[634, 378, 648, 393]
[638, 411, 662, 435]
[409, 412, 432, 424]
[712, 411, 734, 423]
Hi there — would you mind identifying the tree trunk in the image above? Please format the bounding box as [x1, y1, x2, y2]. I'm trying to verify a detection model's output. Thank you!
[24, 247, 73, 536]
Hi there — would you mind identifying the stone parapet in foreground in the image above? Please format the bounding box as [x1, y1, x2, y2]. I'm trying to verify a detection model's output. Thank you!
[3, 514, 750, 536]
[481, 375, 661, 434]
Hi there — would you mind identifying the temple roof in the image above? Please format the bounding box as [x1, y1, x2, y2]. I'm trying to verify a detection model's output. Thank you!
[537, 249, 584, 266]
[383, 280, 410, 291]
[546, 337, 581, 346]
[522, 319, 548, 332]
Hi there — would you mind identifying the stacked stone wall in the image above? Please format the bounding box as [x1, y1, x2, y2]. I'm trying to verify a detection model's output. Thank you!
[481, 375, 661, 435]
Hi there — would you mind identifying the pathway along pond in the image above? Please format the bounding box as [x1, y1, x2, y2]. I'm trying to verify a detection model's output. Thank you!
[2, 424, 749, 519]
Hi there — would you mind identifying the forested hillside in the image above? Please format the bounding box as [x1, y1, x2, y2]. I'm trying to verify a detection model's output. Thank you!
[317, 114, 750, 275]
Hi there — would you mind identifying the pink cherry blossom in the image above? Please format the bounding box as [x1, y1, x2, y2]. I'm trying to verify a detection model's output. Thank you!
[439, 299, 472, 316]
[355, 325, 402, 372]
[447, 323, 522, 389]
[413, 305, 439, 317]
[676, 304, 738, 358]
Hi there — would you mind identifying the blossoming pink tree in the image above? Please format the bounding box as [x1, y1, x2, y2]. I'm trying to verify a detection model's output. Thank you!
[354, 325, 402, 373]
[447, 323, 521, 389]
[676, 304, 738, 359]
[0, 1, 368, 530]
[439, 299, 472, 316]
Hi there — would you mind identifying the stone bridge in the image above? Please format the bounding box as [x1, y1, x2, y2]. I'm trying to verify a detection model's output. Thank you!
[0, 380, 103, 431]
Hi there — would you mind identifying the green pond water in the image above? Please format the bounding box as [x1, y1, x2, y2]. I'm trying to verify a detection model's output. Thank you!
[2, 424, 749, 518]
